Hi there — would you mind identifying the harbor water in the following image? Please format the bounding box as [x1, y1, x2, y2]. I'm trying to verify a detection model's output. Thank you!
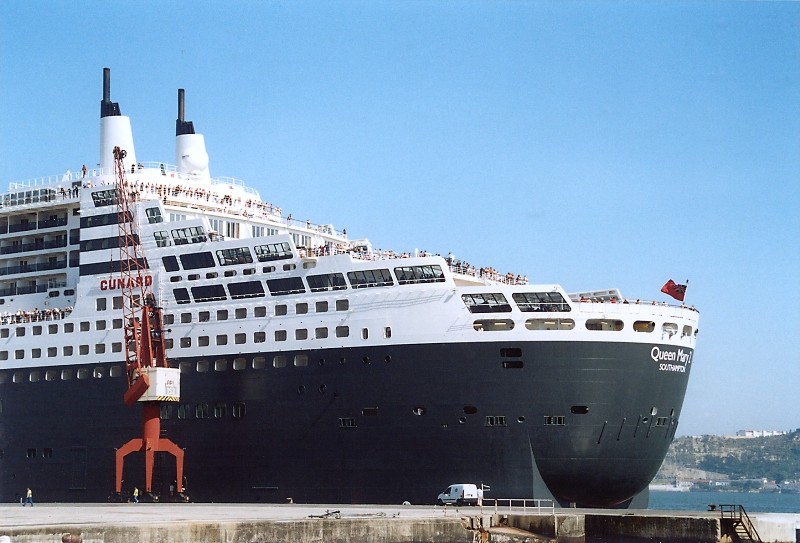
[649, 489, 800, 513]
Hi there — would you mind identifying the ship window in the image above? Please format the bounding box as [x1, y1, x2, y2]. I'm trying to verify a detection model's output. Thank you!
[463, 405, 478, 415]
[663, 322, 678, 338]
[485, 416, 506, 426]
[180, 313, 192, 324]
[95, 320, 106, 331]
[315, 301, 328, 313]
[275, 305, 287, 316]
[145, 207, 164, 224]
[12, 371, 24, 383]
[48, 324, 58, 334]
[254, 332, 266, 343]
[233, 357, 246, 370]
[173, 288, 191, 305]
[93, 367, 105, 378]
[113, 296, 123, 309]
[235, 308, 247, 319]
[32, 349, 41, 359]
[198, 311, 209, 322]
[361, 328, 369, 340]
[216, 334, 228, 346]
[195, 404, 209, 419]
[199, 336, 209, 347]
[80, 321, 90, 331]
[252, 357, 266, 369]
[96, 298, 107, 311]
[633, 321, 655, 333]
[95, 344, 105, 354]
[213, 403, 227, 418]
[513, 292, 571, 312]
[273, 355, 287, 368]
[79, 345, 89, 355]
[544, 415, 566, 425]
[682, 325, 692, 337]
[91, 188, 119, 207]
[77, 368, 90, 379]
[524, 318, 575, 331]
[191, 284, 227, 303]
[179, 251, 215, 270]
[255, 242, 293, 262]
[336, 299, 349, 311]
[232, 402, 246, 419]
[656, 417, 669, 426]
[586, 319, 624, 331]
[347, 268, 393, 288]
[33, 326, 42, 336]
[162, 256, 180, 272]
[47, 347, 57, 357]
[112, 342, 122, 352]
[0, 329, 7, 338]
[214, 359, 228, 371]
[63, 346, 73, 356]
[235, 333, 246, 344]
[296, 329, 308, 340]
[160, 404, 173, 420]
[165, 338, 173, 349]
[462, 293, 512, 313]
[197, 360, 209, 372]
[339, 417, 357, 428]
[275, 330, 287, 341]
[473, 319, 515, 331]
[178, 404, 191, 419]
[15, 327, 25, 337]
[61, 369, 73, 380]
[262, 266, 276, 273]
[163, 314, 174, 325]
[45, 369, 57, 380]
[294, 354, 308, 367]
[502, 360, 523, 369]
[0, 351, 6, 360]
[384, 326, 391, 339]
[155, 231, 170, 248]
[188, 274, 200, 281]
[267, 277, 306, 296]
[180, 337, 191, 348]
[335, 326, 349, 338]
[394, 265, 445, 285]
[228, 281, 265, 299]
[179, 362, 192, 373]
[296, 303, 308, 314]
[14, 350, 23, 359]
[571, 405, 589, 415]
[254, 306, 267, 317]
[216, 247, 253, 266]
[109, 366, 122, 377]
[307, 273, 347, 292]
[172, 226, 207, 245]
[217, 310, 228, 320]
[315, 327, 328, 339]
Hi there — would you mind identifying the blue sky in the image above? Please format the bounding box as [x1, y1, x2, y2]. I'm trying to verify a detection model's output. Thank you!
[1, 1, 798, 437]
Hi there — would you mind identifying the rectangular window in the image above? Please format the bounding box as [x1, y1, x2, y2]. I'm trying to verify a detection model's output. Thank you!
[191, 284, 227, 303]
[336, 299, 349, 311]
[216, 247, 253, 266]
[461, 293, 512, 313]
[91, 188, 118, 207]
[162, 255, 180, 272]
[172, 226, 207, 245]
[266, 277, 306, 296]
[145, 207, 164, 224]
[254, 242, 293, 262]
[307, 273, 347, 292]
[512, 292, 571, 313]
[347, 268, 393, 288]
[227, 281, 265, 299]
[154, 231, 170, 248]
[394, 265, 446, 285]
[275, 330, 287, 341]
[173, 288, 191, 305]
[179, 251, 215, 270]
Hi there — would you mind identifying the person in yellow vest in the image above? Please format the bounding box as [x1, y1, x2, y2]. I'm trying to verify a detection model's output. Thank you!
[23, 487, 33, 506]
[132, 486, 139, 504]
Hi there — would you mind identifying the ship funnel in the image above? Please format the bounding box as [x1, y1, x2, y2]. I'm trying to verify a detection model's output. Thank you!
[99, 68, 136, 172]
[175, 88, 209, 179]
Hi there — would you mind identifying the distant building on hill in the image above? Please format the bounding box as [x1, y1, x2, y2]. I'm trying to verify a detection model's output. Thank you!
[735, 429, 786, 438]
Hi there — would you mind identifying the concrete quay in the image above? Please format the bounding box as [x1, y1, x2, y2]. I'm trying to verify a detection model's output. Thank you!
[0, 503, 798, 543]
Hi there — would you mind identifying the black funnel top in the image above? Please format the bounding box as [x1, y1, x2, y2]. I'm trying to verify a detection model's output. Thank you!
[176, 88, 195, 136]
[100, 67, 122, 118]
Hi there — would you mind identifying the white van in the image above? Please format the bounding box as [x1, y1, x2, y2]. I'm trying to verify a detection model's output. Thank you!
[436, 483, 482, 506]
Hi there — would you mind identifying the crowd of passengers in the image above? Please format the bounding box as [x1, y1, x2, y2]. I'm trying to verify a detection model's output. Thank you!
[577, 296, 697, 310]
[0, 306, 74, 324]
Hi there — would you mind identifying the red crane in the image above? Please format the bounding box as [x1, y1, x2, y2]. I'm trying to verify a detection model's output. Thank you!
[112, 146, 186, 501]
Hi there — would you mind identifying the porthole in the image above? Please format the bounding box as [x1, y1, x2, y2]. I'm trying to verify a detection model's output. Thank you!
[517, 416, 526, 423]
[458, 417, 467, 424]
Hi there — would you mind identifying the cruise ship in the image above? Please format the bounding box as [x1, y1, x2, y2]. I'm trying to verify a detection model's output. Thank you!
[0, 69, 699, 507]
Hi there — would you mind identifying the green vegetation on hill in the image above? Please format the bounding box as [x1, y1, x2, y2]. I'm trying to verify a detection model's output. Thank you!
[654, 429, 800, 491]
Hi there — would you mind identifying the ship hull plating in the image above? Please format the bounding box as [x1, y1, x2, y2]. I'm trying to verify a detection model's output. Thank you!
[0, 339, 691, 506]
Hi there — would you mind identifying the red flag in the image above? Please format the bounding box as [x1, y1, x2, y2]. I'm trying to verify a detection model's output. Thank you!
[661, 279, 687, 302]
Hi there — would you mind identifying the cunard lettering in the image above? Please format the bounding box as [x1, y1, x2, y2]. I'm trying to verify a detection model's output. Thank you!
[651, 346, 692, 372]
[100, 276, 153, 291]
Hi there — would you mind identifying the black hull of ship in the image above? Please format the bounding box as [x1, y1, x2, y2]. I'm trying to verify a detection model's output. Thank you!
[0, 339, 691, 507]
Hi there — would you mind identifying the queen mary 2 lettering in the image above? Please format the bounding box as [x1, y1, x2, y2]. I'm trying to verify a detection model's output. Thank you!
[0, 68, 700, 508]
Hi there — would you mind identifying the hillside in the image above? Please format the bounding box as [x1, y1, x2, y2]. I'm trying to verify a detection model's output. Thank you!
[653, 429, 800, 491]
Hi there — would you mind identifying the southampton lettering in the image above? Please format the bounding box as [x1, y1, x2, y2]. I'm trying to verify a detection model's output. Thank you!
[650, 346, 692, 373]
[100, 275, 153, 291]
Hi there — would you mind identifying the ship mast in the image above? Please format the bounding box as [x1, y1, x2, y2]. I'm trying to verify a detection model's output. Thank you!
[111, 144, 186, 501]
